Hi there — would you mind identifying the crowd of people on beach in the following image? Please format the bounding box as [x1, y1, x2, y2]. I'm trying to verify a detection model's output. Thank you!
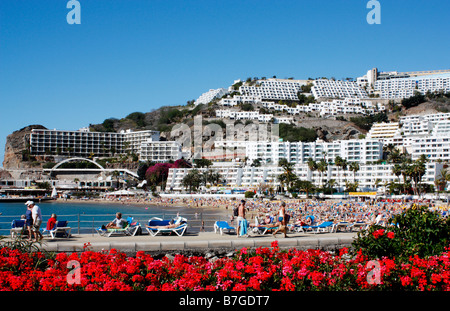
[13, 195, 448, 240]
[107, 195, 449, 237]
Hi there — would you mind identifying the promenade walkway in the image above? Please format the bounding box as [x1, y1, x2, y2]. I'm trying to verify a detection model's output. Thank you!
[33, 231, 357, 254]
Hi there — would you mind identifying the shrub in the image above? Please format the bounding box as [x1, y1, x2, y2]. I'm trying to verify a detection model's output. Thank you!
[244, 191, 255, 198]
[352, 206, 450, 260]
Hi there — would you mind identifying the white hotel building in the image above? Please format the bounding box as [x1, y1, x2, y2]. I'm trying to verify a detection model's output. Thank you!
[29, 128, 183, 162]
[165, 162, 442, 192]
[194, 88, 229, 105]
[374, 73, 450, 99]
[311, 79, 368, 99]
[214, 138, 383, 165]
[358, 68, 450, 99]
[239, 78, 308, 101]
[411, 136, 450, 162]
[139, 141, 182, 163]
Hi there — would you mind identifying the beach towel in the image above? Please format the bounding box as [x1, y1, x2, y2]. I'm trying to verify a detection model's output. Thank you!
[239, 219, 248, 236]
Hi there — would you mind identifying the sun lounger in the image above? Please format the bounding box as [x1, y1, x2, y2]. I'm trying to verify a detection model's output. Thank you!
[42, 220, 72, 239]
[146, 217, 188, 237]
[10, 219, 26, 238]
[96, 217, 140, 237]
[302, 221, 335, 234]
[251, 224, 278, 235]
[214, 221, 235, 235]
[333, 221, 352, 232]
[349, 221, 369, 231]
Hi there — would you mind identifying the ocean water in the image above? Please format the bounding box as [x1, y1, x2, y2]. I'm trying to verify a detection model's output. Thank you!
[0, 201, 230, 234]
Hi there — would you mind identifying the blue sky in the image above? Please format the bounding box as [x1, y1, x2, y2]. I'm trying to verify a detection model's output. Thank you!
[0, 0, 449, 167]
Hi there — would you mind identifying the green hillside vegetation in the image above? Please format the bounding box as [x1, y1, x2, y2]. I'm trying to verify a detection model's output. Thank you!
[278, 123, 317, 142]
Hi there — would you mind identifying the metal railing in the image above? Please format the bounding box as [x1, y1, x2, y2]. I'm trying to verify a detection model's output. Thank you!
[0, 212, 231, 236]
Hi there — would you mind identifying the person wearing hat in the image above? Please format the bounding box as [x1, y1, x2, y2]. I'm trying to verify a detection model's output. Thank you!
[25, 201, 43, 242]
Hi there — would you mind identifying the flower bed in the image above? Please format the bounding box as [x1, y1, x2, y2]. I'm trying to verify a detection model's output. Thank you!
[1, 241, 449, 291]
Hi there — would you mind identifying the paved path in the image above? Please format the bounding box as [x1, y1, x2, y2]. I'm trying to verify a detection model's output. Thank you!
[29, 231, 357, 253]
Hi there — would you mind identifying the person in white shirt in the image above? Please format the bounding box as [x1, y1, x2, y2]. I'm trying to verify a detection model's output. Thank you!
[25, 201, 43, 242]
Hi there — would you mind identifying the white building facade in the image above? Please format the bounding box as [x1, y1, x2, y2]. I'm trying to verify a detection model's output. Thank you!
[239, 78, 308, 101]
[194, 88, 229, 105]
[311, 79, 368, 99]
[214, 138, 383, 165]
[30, 128, 160, 160]
[165, 162, 443, 192]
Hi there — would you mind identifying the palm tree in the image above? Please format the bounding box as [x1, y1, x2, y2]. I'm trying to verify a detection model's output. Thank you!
[440, 169, 450, 188]
[387, 148, 402, 164]
[182, 169, 202, 192]
[307, 157, 318, 182]
[374, 178, 382, 192]
[277, 174, 287, 194]
[317, 159, 328, 187]
[392, 164, 402, 184]
[383, 143, 395, 157]
[400, 160, 412, 194]
[341, 159, 348, 185]
[202, 169, 222, 186]
[407, 160, 426, 195]
[349, 162, 360, 183]
[334, 156, 344, 192]
[277, 158, 297, 192]
[295, 180, 315, 198]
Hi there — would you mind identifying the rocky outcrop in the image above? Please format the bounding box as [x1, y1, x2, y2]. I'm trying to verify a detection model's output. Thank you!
[2, 125, 47, 169]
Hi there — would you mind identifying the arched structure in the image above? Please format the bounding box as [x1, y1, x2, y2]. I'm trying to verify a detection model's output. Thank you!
[51, 157, 105, 171]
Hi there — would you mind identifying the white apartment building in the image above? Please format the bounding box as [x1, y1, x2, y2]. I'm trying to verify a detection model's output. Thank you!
[120, 129, 160, 156]
[400, 112, 450, 124]
[139, 141, 182, 163]
[431, 120, 450, 137]
[399, 120, 433, 137]
[374, 73, 450, 99]
[214, 138, 383, 165]
[30, 129, 125, 157]
[260, 98, 385, 117]
[215, 110, 274, 122]
[165, 162, 442, 192]
[366, 122, 400, 140]
[218, 95, 266, 107]
[238, 78, 308, 101]
[273, 117, 294, 124]
[194, 88, 229, 106]
[29, 128, 160, 160]
[411, 136, 450, 162]
[311, 79, 368, 99]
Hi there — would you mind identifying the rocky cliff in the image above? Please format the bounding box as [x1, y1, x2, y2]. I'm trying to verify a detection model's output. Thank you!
[2, 125, 47, 169]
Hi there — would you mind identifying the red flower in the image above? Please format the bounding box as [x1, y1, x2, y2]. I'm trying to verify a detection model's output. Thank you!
[387, 231, 395, 239]
[372, 229, 385, 239]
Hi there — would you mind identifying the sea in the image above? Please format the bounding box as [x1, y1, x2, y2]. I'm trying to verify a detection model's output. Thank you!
[0, 201, 231, 235]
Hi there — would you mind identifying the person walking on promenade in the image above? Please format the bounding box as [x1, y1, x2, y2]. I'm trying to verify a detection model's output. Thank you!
[25, 204, 33, 241]
[273, 201, 288, 238]
[26, 201, 43, 242]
